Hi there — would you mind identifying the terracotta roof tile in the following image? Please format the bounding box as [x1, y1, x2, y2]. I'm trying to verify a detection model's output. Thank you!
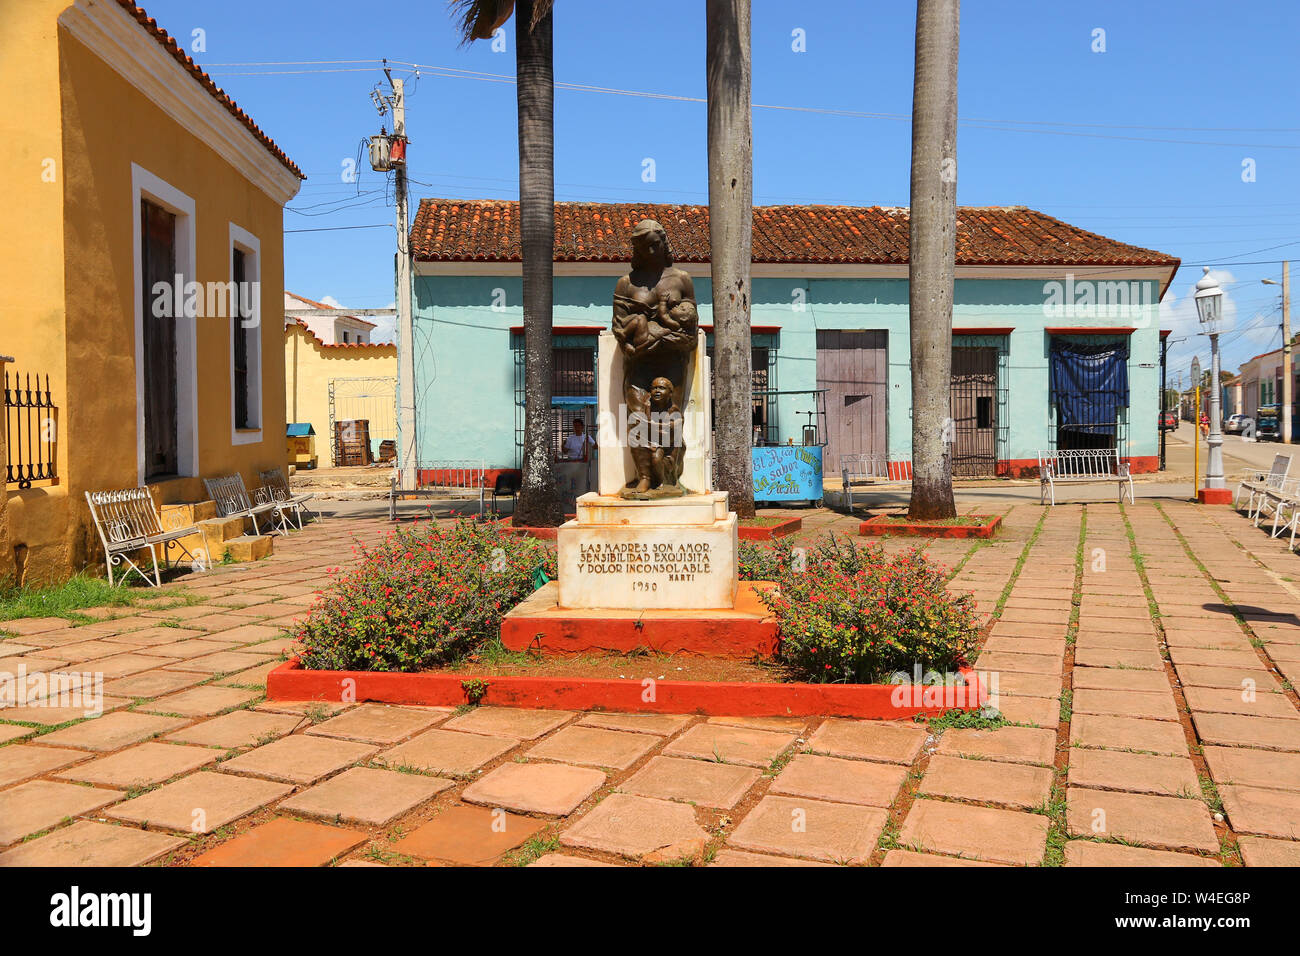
[411, 199, 1178, 270]
[114, 1, 303, 179]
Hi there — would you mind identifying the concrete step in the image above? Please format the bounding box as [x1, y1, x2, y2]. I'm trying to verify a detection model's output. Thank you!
[222, 534, 272, 563]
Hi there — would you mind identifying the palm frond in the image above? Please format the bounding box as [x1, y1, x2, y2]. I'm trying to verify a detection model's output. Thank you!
[447, 0, 515, 44]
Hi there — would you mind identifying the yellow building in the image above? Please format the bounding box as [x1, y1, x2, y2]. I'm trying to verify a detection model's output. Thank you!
[284, 308, 397, 467]
[0, 0, 303, 584]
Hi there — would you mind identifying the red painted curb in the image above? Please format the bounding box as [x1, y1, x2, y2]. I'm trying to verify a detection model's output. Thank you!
[737, 516, 803, 541]
[266, 658, 989, 720]
[1196, 488, 1234, 505]
[859, 514, 1003, 539]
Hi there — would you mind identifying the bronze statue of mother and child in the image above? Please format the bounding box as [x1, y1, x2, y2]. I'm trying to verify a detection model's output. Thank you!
[610, 219, 700, 499]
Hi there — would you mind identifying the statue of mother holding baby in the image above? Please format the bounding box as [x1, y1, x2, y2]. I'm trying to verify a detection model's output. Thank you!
[611, 219, 700, 498]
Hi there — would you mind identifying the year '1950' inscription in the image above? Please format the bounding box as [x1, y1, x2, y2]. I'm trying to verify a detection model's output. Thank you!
[576, 541, 712, 581]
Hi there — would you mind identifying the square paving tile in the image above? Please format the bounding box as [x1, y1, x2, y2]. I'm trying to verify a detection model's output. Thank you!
[1063, 841, 1220, 867]
[527, 725, 659, 770]
[105, 770, 292, 833]
[101, 669, 205, 700]
[0, 820, 185, 867]
[1203, 746, 1300, 792]
[881, 849, 1004, 867]
[378, 729, 516, 775]
[1070, 714, 1189, 756]
[1065, 787, 1218, 852]
[37, 712, 189, 752]
[993, 695, 1060, 729]
[1238, 835, 1300, 866]
[281, 767, 454, 826]
[462, 762, 605, 816]
[1182, 687, 1299, 720]
[770, 754, 907, 808]
[729, 795, 886, 865]
[0, 745, 89, 787]
[394, 805, 544, 865]
[710, 849, 835, 867]
[139, 686, 262, 717]
[0, 780, 123, 846]
[54, 742, 220, 788]
[103, 626, 204, 647]
[1219, 784, 1300, 839]
[577, 712, 693, 736]
[304, 704, 447, 745]
[440, 706, 575, 740]
[898, 798, 1049, 865]
[661, 723, 795, 769]
[1191, 713, 1300, 752]
[192, 817, 368, 866]
[1068, 749, 1199, 797]
[164, 651, 272, 676]
[1072, 689, 1179, 722]
[166, 710, 301, 749]
[0, 724, 36, 744]
[218, 735, 376, 784]
[935, 726, 1056, 766]
[805, 719, 927, 765]
[619, 756, 760, 809]
[561, 793, 707, 861]
[919, 755, 1053, 809]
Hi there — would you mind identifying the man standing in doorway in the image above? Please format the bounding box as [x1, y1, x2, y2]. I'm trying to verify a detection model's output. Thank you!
[563, 418, 595, 461]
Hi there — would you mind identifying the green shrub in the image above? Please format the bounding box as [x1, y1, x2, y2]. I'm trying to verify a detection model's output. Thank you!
[295, 518, 556, 672]
[744, 535, 979, 684]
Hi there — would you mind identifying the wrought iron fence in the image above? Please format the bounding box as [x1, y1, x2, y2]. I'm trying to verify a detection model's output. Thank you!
[4, 371, 57, 488]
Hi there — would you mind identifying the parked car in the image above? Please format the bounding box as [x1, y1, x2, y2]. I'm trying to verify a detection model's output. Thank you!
[1159, 410, 1179, 431]
[1224, 413, 1252, 434]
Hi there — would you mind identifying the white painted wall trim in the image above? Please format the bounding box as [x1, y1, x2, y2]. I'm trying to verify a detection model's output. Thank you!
[59, 0, 301, 205]
[132, 163, 198, 485]
[229, 223, 263, 446]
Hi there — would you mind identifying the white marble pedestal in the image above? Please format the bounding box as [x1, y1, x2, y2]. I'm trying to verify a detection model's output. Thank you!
[556, 491, 739, 611]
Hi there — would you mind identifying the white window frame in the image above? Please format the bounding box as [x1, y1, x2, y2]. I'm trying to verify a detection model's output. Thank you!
[132, 163, 198, 485]
[229, 223, 263, 444]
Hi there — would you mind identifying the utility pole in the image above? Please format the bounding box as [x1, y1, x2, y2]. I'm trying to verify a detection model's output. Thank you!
[1264, 261, 1292, 443]
[383, 70, 417, 490]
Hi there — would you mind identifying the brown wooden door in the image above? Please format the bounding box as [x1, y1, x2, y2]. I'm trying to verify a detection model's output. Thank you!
[816, 330, 887, 471]
[141, 200, 178, 479]
[950, 346, 998, 476]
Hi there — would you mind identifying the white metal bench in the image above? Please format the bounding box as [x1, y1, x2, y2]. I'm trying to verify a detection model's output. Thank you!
[840, 454, 914, 513]
[1235, 453, 1290, 518]
[204, 473, 283, 535]
[85, 487, 207, 587]
[1038, 449, 1133, 505]
[258, 467, 316, 530]
[389, 461, 487, 520]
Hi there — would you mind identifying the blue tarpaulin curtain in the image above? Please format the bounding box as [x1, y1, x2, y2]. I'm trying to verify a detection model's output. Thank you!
[1050, 339, 1129, 433]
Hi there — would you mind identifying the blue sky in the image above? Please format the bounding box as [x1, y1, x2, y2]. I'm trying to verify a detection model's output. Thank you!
[148, 0, 1300, 378]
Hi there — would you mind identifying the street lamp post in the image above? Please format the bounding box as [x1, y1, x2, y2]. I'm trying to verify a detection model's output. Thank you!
[1194, 267, 1230, 503]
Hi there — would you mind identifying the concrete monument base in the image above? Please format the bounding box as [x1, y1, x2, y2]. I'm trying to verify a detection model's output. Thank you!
[556, 492, 739, 611]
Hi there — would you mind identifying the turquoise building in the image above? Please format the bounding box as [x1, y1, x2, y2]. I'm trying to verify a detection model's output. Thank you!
[407, 201, 1178, 479]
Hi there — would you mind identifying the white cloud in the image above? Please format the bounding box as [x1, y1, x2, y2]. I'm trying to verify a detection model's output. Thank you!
[368, 302, 397, 345]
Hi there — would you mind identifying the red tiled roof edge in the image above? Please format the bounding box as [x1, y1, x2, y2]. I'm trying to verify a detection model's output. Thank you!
[115, 1, 303, 179]
[409, 199, 1179, 271]
[286, 318, 394, 351]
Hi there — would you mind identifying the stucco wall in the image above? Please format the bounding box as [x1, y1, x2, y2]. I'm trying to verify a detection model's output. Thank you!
[412, 271, 1162, 472]
[0, 1, 296, 583]
[284, 323, 396, 458]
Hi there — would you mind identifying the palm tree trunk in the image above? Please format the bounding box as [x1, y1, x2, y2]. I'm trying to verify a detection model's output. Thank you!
[513, 0, 563, 527]
[907, 0, 959, 520]
[706, 0, 756, 519]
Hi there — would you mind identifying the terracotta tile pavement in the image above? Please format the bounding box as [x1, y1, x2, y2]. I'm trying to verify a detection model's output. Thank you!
[0, 504, 1297, 866]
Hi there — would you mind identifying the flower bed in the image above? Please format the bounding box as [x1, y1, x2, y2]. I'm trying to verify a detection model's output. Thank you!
[859, 513, 1002, 539]
[274, 521, 987, 718]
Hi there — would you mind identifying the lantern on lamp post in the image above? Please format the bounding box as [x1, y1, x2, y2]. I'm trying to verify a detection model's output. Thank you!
[1194, 267, 1229, 500]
